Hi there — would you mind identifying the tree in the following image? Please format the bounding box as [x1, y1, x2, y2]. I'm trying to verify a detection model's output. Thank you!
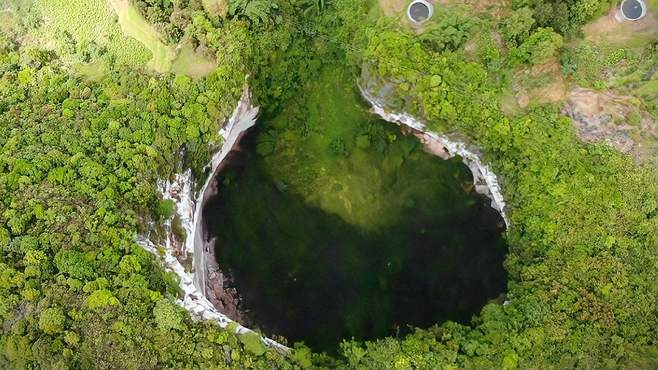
[153, 299, 185, 331]
[54, 250, 95, 280]
[86, 289, 120, 309]
[511, 27, 564, 65]
[39, 307, 65, 335]
[500, 7, 536, 46]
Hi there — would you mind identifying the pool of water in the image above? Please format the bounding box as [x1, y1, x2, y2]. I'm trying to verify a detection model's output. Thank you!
[203, 66, 508, 353]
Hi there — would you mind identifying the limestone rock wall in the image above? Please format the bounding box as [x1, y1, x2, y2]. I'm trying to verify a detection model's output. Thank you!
[137, 88, 288, 351]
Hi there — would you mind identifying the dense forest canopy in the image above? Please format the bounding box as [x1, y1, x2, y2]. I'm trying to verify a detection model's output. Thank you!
[0, 0, 657, 368]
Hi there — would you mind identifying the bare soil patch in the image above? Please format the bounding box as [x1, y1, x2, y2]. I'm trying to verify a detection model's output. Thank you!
[564, 87, 657, 161]
[582, 6, 658, 47]
[378, 0, 406, 16]
[512, 58, 566, 108]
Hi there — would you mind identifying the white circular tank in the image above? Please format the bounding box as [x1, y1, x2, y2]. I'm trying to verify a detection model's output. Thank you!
[407, 0, 434, 24]
[619, 0, 647, 21]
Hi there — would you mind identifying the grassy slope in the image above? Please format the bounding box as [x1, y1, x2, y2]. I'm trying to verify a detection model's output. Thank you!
[37, 0, 216, 77]
[36, 0, 151, 68]
[171, 42, 218, 79]
[108, 0, 176, 73]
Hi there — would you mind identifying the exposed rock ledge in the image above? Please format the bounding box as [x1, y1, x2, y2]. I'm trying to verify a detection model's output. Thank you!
[359, 85, 510, 227]
[137, 88, 288, 351]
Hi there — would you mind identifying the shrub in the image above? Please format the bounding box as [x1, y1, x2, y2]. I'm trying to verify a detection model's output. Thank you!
[153, 299, 185, 331]
[239, 332, 266, 356]
[39, 307, 65, 335]
[511, 27, 564, 65]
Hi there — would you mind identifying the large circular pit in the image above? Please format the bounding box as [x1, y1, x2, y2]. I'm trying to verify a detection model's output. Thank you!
[202, 66, 508, 353]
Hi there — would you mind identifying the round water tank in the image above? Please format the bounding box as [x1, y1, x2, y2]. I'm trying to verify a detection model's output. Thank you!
[407, 0, 434, 24]
[620, 0, 646, 21]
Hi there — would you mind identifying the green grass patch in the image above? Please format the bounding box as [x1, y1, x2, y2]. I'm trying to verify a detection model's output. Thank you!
[108, 0, 176, 73]
[171, 42, 217, 79]
[36, 0, 151, 68]
[75, 60, 109, 81]
[635, 79, 658, 96]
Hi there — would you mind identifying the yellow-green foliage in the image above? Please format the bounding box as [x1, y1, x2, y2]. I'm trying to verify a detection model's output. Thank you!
[202, 0, 229, 17]
[36, 0, 150, 67]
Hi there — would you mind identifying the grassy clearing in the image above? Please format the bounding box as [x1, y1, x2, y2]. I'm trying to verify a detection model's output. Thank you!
[36, 0, 150, 68]
[171, 42, 217, 79]
[565, 5, 657, 100]
[377, 0, 406, 17]
[109, 0, 176, 73]
[75, 60, 109, 81]
[37, 0, 210, 76]
[0, 9, 18, 34]
[582, 5, 658, 47]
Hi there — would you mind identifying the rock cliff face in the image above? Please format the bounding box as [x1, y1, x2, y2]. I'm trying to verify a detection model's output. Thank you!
[359, 84, 510, 227]
[137, 88, 288, 351]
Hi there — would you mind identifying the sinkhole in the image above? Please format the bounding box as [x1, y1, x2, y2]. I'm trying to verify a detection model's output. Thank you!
[202, 67, 508, 353]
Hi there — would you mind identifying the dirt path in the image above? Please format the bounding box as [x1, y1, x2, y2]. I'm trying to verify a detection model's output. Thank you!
[378, 0, 406, 16]
[582, 5, 658, 47]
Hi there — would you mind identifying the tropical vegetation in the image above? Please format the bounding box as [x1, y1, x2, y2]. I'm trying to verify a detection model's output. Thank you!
[0, 0, 656, 368]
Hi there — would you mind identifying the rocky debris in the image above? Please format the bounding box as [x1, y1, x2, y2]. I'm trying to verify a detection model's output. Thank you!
[564, 87, 657, 159]
[400, 124, 451, 159]
[205, 237, 245, 323]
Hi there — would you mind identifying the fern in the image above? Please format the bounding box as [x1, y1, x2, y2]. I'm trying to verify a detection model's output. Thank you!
[297, 0, 327, 16]
[419, 11, 477, 52]
[229, 0, 279, 24]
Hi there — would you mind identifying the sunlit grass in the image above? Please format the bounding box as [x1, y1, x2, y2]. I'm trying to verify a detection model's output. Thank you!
[37, 0, 151, 68]
[108, 0, 176, 73]
[262, 65, 473, 229]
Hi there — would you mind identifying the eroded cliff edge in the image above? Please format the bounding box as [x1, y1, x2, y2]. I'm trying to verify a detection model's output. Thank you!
[136, 88, 288, 350]
[358, 78, 510, 227]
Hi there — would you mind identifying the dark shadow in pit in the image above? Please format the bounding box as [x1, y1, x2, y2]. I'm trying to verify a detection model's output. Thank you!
[202, 128, 508, 354]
